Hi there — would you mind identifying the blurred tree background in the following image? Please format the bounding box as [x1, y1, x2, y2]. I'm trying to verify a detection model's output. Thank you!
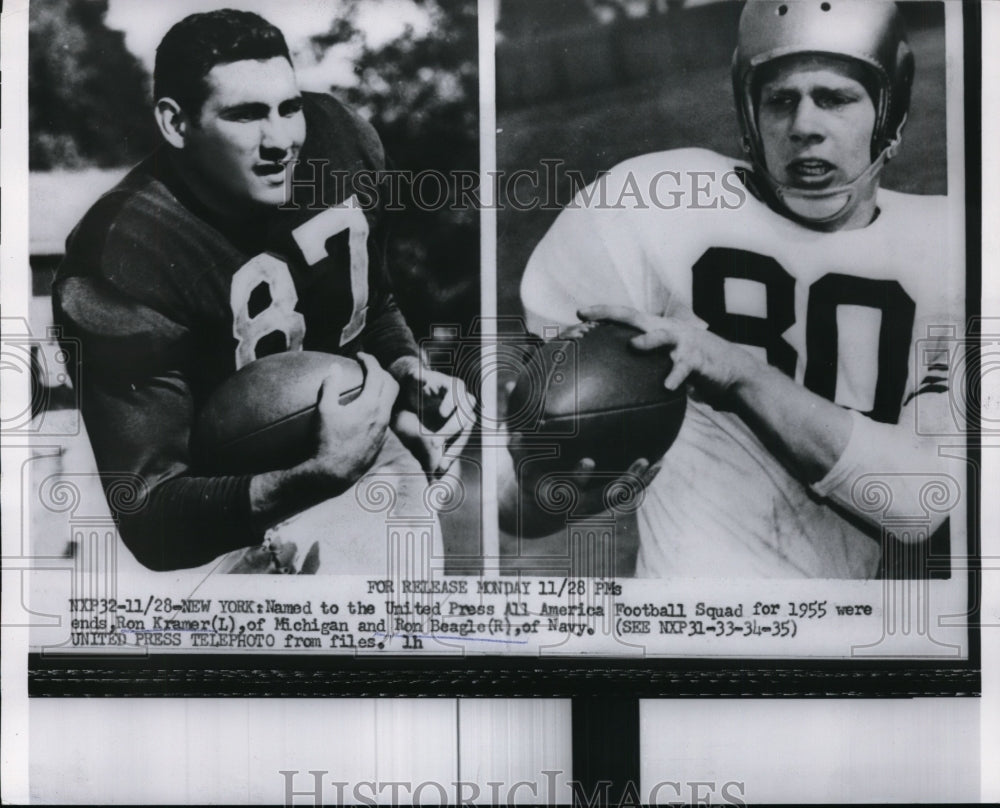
[326, 0, 479, 343]
[29, 0, 155, 169]
[29, 0, 479, 352]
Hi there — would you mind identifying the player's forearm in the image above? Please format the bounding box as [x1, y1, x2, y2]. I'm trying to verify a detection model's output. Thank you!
[578, 306, 854, 483]
[728, 361, 948, 531]
[810, 408, 949, 533]
[116, 474, 256, 571]
[248, 460, 353, 534]
[250, 351, 398, 529]
[362, 297, 420, 369]
[730, 361, 853, 484]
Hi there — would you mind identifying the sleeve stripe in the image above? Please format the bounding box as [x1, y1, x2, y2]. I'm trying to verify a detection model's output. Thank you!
[903, 383, 949, 407]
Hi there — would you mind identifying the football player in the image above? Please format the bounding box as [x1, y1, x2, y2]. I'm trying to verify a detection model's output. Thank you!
[503, 0, 962, 577]
[53, 10, 472, 573]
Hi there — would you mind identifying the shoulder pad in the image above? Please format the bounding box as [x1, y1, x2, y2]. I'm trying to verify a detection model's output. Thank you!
[53, 276, 190, 382]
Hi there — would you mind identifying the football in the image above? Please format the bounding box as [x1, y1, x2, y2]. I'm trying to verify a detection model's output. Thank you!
[195, 350, 364, 474]
[506, 321, 686, 476]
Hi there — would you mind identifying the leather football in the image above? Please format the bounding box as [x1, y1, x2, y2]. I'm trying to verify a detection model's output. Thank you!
[195, 350, 364, 474]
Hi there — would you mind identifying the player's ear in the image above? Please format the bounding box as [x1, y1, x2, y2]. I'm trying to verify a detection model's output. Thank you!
[154, 98, 189, 149]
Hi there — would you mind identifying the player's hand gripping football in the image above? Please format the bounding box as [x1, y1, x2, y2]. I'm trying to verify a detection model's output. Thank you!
[498, 381, 661, 538]
[310, 352, 398, 488]
[389, 356, 476, 479]
[578, 305, 757, 400]
[499, 420, 662, 537]
[530, 454, 661, 528]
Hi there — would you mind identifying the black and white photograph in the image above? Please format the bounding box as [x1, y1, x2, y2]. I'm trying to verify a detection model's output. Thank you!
[6, 0, 984, 671]
[499, 0, 959, 575]
[22, 0, 482, 588]
[1, 0, 996, 804]
[492, 0, 977, 659]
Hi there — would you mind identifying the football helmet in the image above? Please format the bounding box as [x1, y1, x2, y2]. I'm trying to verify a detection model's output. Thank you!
[732, 0, 914, 227]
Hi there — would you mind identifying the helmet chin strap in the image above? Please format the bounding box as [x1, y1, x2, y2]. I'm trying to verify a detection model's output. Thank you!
[759, 116, 907, 230]
[771, 150, 887, 227]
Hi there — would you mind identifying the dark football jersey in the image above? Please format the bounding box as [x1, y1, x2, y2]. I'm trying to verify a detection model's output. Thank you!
[53, 92, 419, 570]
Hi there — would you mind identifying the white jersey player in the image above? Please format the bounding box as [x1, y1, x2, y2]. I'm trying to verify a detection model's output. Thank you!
[507, 0, 963, 578]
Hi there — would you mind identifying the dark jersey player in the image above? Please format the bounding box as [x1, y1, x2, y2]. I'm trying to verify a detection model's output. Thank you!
[504, 0, 962, 577]
[53, 10, 471, 573]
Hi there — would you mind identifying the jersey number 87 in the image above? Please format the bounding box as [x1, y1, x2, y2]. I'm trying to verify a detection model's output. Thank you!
[229, 195, 370, 370]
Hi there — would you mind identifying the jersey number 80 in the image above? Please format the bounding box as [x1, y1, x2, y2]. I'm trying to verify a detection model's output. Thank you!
[693, 247, 916, 425]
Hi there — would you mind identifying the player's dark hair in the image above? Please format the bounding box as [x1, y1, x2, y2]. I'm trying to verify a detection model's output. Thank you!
[154, 9, 292, 120]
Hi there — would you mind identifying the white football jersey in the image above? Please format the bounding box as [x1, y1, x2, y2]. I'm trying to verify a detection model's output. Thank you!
[521, 149, 963, 578]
